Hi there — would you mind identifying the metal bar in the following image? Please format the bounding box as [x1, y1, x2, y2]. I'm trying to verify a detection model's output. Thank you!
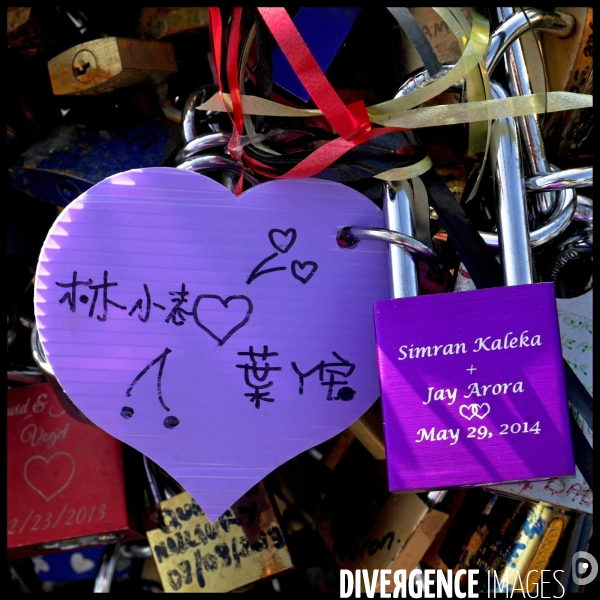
[490, 81, 533, 286]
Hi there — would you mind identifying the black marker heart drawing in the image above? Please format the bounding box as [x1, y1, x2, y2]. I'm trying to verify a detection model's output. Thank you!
[291, 260, 318, 284]
[269, 228, 297, 254]
[192, 295, 253, 346]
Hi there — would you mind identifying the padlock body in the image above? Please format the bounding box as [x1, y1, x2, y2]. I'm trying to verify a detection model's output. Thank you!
[374, 283, 574, 492]
[8, 382, 144, 559]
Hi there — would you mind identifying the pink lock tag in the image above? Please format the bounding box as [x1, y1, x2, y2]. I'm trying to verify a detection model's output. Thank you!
[373, 283, 574, 492]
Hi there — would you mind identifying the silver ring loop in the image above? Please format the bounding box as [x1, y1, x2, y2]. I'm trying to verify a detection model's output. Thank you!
[336, 226, 441, 266]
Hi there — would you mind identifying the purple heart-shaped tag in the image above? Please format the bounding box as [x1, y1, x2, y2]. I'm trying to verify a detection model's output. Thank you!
[35, 168, 390, 521]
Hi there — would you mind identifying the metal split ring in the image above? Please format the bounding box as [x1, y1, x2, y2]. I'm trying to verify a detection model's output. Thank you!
[336, 226, 442, 267]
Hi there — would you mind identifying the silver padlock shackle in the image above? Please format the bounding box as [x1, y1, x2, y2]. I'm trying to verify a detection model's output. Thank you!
[392, 9, 592, 253]
[92, 542, 153, 592]
[175, 132, 231, 165]
[497, 7, 561, 218]
[93, 544, 123, 593]
[480, 181, 577, 250]
[176, 153, 261, 190]
[339, 8, 580, 295]
[336, 182, 428, 300]
[182, 85, 222, 143]
[395, 9, 575, 97]
[486, 9, 574, 75]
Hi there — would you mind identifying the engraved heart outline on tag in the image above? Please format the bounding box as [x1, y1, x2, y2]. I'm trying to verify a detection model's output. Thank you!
[24, 452, 75, 502]
[459, 403, 491, 421]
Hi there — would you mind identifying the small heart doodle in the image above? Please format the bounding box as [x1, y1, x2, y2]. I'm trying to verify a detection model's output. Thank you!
[269, 228, 297, 254]
[291, 260, 318, 284]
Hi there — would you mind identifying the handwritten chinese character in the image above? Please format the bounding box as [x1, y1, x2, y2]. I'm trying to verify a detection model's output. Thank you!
[55, 271, 93, 312]
[292, 352, 356, 401]
[88, 270, 127, 321]
[129, 283, 166, 322]
[166, 283, 193, 326]
[236, 346, 282, 409]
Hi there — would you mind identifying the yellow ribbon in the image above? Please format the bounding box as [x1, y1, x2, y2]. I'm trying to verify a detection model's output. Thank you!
[202, 91, 592, 128]
[199, 9, 592, 182]
[374, 156, 433, 181]
[439, 8, 493, 198]
[437, 8, 491, 157]
[368, 9, 489, 118]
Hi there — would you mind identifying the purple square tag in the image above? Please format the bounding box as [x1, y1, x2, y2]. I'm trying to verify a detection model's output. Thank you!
[373, 283, 575, 492]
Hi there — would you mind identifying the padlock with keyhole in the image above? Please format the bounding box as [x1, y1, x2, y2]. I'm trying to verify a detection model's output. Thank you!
[71, 49, 97, 82]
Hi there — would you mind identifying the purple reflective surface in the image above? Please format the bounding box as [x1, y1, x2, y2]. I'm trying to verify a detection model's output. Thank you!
[374, 284, 574, 492]
[35, 168, 390, 521]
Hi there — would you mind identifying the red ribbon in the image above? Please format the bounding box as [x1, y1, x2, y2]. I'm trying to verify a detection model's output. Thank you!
[209, 8, 246, 194]
[209, 7, 410, 185]
[256, 7, 371, 142]
[226, 8, 245, 140]
[281, 127, 407, 179]
[208, 8, 223, 92]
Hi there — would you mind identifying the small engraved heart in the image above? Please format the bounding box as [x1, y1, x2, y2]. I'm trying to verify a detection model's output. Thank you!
[70, 552, 96, 574]
[459, 403, 491, 421]
[24, 452, 75, 502]
[193, 295, 253, 346]
[269, 228, 297, 254]
[291, 260, 318, 284]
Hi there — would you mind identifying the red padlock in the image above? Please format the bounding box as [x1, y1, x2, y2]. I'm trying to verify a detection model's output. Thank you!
[8, 382, 144, 559]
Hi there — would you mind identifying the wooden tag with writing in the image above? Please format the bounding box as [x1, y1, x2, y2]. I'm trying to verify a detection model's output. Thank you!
[146, 483, 293, 592]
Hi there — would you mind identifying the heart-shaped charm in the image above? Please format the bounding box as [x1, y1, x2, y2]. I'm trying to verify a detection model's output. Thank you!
[70, 552, 96, 574]
[35, 168, 389, 521]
